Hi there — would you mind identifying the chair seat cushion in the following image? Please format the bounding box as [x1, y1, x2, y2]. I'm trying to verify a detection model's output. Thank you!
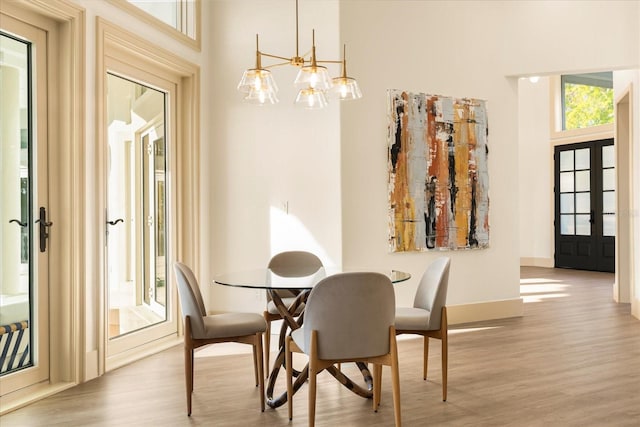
[395, 306, 431, 331]
[201, 312, 267, 339]
[267, 298, 305, 315]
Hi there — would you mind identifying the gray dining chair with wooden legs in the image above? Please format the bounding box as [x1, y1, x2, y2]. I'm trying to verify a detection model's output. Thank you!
[173, 262, 267, 416]
[264, 251, 323, 375]
[394, 256, 451, 401]
[286, 272, 401, 427]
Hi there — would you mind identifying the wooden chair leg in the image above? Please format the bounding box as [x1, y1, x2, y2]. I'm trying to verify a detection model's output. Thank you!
[390, 329, 402, 427]
[423, 335, 430, 380]
[441, 308, 448, 401]
[264, 313, 271, 378]
[184, 317, 194, 416]
[252, 341, 259, 387]
[309, 331, 318, 427]
[373, 364, 382, 411]
[255, 333, 265, 411]
[185, 345, 193, 416]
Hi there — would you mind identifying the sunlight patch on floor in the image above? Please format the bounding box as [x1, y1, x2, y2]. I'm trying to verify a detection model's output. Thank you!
[520, 278, 571, 303]
[195, 342, 254, 358]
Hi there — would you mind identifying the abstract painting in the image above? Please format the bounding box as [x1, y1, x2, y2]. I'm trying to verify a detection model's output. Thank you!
[388, 90, 489, 252]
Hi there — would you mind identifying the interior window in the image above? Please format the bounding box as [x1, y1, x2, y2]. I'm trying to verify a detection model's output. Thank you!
[561, 72, 613, 131]
[127, 0, 196, 39]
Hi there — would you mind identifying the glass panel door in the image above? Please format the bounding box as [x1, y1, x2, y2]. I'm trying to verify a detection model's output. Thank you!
[554, 139, 615, 272]
[0, 18, 50, 395]
[106, 73, 167, 339]
[1, 32, 32, 376]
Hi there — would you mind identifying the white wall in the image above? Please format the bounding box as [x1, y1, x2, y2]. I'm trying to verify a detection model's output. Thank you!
[518, 77, 553, 266]
[337, 0, 639, 313]
[207, 1, 343, 313]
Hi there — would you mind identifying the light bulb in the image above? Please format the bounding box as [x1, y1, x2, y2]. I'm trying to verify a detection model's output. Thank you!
[340, 84, 348, 98]
[310, 72, 318, 88]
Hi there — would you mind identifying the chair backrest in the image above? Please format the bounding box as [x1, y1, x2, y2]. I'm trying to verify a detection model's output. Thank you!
[413, 257, 451, 331]
[267, 251, 323, 299]
[303, 272, 395, 360]
[174, 262, 207, 338]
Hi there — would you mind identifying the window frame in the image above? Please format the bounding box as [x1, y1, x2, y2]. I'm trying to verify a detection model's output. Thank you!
[549, 75, 614, 143]
[106, 0, 201, 51]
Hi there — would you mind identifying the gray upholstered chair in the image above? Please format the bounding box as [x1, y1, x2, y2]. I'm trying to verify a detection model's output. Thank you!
[264, 251, 323, 375]
[395, 256, 451, 401]
[285, 272, 401, 427]
[173, 262, 267, 416]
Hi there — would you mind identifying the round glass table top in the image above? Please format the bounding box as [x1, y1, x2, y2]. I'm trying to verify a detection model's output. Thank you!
[213, 267, 411, 290]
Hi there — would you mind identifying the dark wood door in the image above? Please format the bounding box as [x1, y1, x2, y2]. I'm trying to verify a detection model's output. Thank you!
[554, 139, 615, 272]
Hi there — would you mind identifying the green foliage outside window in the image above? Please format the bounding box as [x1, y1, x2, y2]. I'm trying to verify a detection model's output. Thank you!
[564, 84, 614, 129]
[562, 72, 614, 130]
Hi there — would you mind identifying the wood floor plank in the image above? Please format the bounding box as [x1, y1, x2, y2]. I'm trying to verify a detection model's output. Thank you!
[1, 267, 639, 426]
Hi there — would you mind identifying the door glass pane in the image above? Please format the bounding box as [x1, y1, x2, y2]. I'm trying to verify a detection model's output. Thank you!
[0, 33, 32, 375]
[575, 193, 590, 213]
[560, 172, 574, 192]
[560, 215, 574, 235]
[560, 150, 574, 171]
[560, 194, 574, 213]
[575, 170, 590, 191]
[575, 148, 590, 169]
[603, 191, 615, 214]
[602, 169, 615, 191]
[603, 214, 615, 236]
[602, 145, 615, 168]
[107, 73, 167, 338]
[575, 214, 591, 236]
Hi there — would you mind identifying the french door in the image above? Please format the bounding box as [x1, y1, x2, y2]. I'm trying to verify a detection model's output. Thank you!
[105, 64, 177, 363]
[554, 139, 615, 272]
[0, 18, 50, 394]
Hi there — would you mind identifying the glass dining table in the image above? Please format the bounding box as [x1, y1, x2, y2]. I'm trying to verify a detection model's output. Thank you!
[213, 266, 411, 409]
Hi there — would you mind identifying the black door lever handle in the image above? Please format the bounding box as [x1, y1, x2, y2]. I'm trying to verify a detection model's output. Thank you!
[35, 207, 52, 252]
[9, 219, 27, 227]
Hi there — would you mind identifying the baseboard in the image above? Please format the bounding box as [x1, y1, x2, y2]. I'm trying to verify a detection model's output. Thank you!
[84, 349, 99, 381]
[520, 257, 554, 268]
[106, 335, 182, 372]
[447, 298, 524, 325]
[0, 381, 75, 415]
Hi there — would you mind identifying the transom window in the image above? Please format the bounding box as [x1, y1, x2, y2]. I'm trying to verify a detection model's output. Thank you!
[561, 72, 613, 131]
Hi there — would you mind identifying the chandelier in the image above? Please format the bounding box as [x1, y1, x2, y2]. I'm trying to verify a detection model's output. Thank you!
[237, 0, 362, 109]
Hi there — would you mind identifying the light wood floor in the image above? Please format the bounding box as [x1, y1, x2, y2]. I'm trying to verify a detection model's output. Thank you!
[2, 267, 639, 426]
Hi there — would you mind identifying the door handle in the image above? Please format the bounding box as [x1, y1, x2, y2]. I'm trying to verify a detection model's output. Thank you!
[35, 206, 52, 252]
[589, 210, 595, 224]
[107, 218, 124, 226]
[9, 219, 27, 227]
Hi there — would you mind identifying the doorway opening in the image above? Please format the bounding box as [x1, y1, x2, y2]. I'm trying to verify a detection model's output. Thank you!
[554, 139, 615, 272]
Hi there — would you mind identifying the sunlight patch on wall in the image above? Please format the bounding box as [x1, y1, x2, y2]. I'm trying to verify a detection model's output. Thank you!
[269, 206, 334, 265]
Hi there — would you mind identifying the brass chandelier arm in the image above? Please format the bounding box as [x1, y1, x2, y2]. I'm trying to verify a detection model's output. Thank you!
[259, 51, 293, 62]
[263, 61, 292, 70]
[314, 60, 343, 65]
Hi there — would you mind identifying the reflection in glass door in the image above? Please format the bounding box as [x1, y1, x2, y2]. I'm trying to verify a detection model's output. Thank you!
[106, 73, 167, 339]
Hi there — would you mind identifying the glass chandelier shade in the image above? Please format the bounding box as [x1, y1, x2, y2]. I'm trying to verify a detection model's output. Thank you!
[237, 68, 279, 105]
[331, 76, 362, 101]
[294, 65, 332, 91]
[295, 87, 329, 109]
